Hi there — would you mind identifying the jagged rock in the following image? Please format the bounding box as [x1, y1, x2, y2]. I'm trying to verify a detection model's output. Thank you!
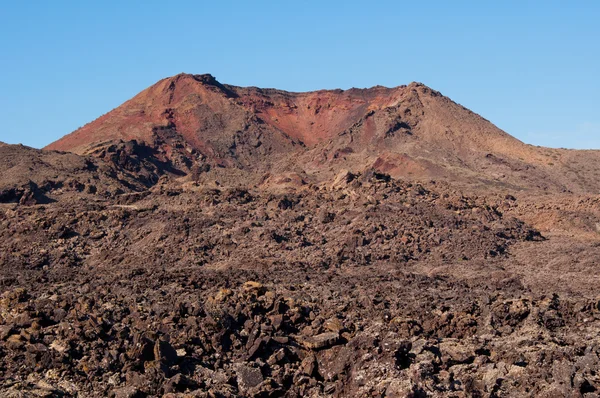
[299, 354, 317, 377]
[236, 364, 263, 391]
[154, 340, 177, 367]
[299, 332, 340, 350]
[110, 385, 146, 398]
[162, 374, 198, 394]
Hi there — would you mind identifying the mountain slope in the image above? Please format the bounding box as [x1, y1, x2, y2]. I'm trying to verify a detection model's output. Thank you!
[46, 73, 600, 193]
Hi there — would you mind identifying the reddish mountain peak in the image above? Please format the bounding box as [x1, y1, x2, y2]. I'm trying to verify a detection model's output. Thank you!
[45, 73, 600, 193]
[169, 73, 239, 98]
[46, 73, 415, 155]
[45, 74, 528, 174]
[46, 73, 234, 154]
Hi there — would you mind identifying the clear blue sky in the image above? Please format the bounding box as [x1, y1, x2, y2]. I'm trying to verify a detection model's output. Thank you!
[1, 1, 598, 149]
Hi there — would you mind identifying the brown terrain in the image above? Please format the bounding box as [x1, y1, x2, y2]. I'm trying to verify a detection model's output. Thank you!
[2, 74, 600, 397]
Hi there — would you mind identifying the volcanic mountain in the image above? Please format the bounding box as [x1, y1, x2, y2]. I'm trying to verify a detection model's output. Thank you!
[5, 75, 600, 396]
[46, 73, 600, 193]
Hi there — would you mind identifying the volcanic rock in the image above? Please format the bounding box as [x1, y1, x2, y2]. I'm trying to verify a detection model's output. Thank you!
[45, 74, 600, 193]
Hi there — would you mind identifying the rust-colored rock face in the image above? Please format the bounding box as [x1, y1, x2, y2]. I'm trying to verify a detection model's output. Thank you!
[47, 74, 513, 157]
[46, 73, 600, 193]
[47, 74, 407, 152]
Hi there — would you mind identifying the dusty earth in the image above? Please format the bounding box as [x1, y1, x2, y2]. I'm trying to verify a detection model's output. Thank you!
[2, 75, 600, 397]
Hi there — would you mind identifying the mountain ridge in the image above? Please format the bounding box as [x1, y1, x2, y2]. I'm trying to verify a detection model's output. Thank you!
[45, 73, 600, 194]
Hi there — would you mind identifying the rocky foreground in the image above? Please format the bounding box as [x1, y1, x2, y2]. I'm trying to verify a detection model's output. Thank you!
[1, 167, 600, 397]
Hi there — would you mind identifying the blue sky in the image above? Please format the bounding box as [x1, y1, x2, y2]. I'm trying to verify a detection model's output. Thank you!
[0, 1, 598, 149]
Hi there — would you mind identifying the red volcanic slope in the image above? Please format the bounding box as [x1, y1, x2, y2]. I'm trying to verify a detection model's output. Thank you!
[46, 73, 600, 193]
[47, 74, 405, 151]
[47, 74, 519, 157]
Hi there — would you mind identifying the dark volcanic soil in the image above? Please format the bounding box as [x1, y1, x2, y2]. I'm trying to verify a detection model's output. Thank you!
[2, 167, 600, 397]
